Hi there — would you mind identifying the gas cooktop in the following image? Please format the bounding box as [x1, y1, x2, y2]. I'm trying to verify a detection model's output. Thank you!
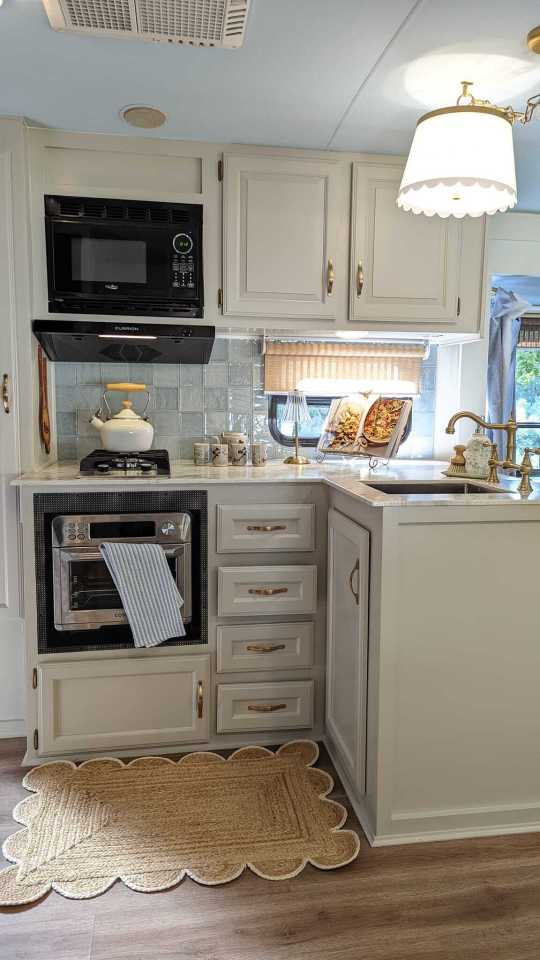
[79, 449, 171, 477]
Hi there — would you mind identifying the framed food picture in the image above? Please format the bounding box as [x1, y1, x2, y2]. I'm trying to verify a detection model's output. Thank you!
[317, 394, 413, 463]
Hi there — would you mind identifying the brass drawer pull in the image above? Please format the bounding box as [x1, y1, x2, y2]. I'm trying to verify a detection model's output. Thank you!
[197, 680, 204, 719]
[327, 258, 335, 295]
[356, 260, 364, 297]
[248, 587, 288, 596]
[246, 643, 286, 654]
[248, 703, 287, 713]
[246, 524, 286, 533]
[2, 374, 10, 414]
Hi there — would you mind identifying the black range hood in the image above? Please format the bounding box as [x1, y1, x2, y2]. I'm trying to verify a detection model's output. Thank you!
[32, 320, 215, 364]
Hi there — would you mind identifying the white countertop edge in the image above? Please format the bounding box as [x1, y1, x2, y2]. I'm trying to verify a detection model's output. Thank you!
[11, 459, 538, 507]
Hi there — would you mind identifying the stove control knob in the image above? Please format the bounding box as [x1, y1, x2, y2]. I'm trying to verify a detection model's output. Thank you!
[140, 462, 154, 472]
[160, 521, 177, 536]
[96, 463, 111, 473]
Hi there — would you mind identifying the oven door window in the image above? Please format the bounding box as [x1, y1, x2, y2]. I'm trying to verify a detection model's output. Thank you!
[68, 556, 178, 611]
[49, 221, 177, 300]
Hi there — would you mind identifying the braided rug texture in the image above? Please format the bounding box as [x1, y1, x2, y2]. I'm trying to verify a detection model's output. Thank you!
[0, 740, 359, 905]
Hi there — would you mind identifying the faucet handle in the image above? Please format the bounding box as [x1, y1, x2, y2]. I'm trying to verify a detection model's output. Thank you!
[487, 443, 500, 484]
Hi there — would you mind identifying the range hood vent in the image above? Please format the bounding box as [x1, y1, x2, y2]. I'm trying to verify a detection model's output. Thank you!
[42, 0, 251, 48]
[33, 320, 215, 364]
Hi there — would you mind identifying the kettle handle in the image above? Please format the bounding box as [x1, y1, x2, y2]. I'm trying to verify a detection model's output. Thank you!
[103, 385, 150, 418]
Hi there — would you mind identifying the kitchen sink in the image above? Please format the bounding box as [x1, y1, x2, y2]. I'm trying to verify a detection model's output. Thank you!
[362, 481, 498, 495]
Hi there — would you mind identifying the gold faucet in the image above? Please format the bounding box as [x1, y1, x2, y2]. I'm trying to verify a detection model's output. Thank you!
[445, 411, 517, 464]
[487, 444, 537, 496]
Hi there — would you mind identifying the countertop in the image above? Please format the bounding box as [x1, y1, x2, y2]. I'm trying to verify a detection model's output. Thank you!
[13, 458, 540, 507]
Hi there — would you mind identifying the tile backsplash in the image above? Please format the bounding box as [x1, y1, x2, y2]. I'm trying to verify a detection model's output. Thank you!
[54, 336, 437, 461]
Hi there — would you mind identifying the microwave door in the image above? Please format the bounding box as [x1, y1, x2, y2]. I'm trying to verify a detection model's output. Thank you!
[48, 220, 175, 302]
[54, 546, 191, 631]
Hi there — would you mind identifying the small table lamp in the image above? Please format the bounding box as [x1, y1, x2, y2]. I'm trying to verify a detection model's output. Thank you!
[282, 390, 311, 465]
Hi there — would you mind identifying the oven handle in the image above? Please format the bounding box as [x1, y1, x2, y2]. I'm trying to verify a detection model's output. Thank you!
[56, 545, 186, 562]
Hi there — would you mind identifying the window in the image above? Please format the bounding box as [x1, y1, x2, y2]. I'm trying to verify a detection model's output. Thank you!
[268, 396, 336, 447]
[515, 321, 540, 465]
[268, 395, 413, 449]
[264, 339, 435, 457]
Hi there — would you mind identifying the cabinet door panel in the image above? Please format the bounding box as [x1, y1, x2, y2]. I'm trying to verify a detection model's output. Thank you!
[350, 160, 461, 324]
[326, 509, 369, 794]
[223, 153, 347, 321]
[37, 655, 210, 755]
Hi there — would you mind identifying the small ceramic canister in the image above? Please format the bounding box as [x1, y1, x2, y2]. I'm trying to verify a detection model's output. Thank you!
[251, 442, 268, 467]
[230, 441, 248, 466]
[211, 443, 228, 466]
[193, 442, 210, 465]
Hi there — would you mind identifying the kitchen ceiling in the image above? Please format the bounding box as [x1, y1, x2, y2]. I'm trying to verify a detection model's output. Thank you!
[2, 0, 540, 209]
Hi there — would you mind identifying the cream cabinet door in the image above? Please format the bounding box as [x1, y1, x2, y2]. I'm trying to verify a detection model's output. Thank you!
[223, 152, 348, 322]
[349, 160, 484, 330]
[326, 509, 369, 795]
[37, 655, 210, 755]
[0, 122, 25, 737]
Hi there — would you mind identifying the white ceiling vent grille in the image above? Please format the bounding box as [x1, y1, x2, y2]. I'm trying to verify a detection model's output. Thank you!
[42, 0, 250, 47]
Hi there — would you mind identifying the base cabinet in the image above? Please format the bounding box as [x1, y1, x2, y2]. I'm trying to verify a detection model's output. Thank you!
[326, 509, 369, 795]
[37, 655, 210, 755]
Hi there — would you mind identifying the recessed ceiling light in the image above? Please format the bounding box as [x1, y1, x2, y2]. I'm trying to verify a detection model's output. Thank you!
[120, 105, 167, 129]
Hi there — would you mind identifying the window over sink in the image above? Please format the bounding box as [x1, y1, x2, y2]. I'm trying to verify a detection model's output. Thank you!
[265, 341, 438, 459]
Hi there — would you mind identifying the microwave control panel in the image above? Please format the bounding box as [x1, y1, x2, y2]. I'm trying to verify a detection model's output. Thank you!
[172, 233, 195, 290]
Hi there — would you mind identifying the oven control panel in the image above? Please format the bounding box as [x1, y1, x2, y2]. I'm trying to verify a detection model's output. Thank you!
[171, 233, 195, 290]
[52, 512, 191, 548]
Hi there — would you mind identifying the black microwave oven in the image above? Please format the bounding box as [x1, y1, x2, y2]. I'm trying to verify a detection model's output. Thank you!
[45, 195, 204, 318]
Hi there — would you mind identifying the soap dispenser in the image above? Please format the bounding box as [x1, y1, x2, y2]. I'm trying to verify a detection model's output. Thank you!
[464, 426, 492, 479]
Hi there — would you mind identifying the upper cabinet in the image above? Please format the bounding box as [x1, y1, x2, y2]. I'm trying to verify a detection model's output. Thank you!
[348, 160, 486, 333]
[221, 151, 486, 334]
[222, 152, 349, 323]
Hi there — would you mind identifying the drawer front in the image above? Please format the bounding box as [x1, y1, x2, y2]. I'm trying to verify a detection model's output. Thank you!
[218, 565, 317, 617]
[216, 504, 315, 553]
[217, 622, 314, 673]
[217, 680, 314, 732]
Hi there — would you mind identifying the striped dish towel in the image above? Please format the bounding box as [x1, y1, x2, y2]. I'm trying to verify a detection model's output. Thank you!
[99, 542, 186, 648]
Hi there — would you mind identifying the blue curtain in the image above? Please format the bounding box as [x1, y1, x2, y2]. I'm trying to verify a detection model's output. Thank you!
[487, 288, 531, 458]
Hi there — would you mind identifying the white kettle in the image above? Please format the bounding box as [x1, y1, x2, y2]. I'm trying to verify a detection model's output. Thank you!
[90, 383, 154, 453]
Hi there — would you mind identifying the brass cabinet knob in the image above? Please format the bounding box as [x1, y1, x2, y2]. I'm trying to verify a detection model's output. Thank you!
[327, 258, 335, 295]
[248, 587, 288, 596]
[348, 558, 360, 605]
[246, 524, 286, 533]
[2, 373, 10, 414]
[196, 680, 204, 719]
[356, 260, 364, 297]
[245, 643, 286, 653]
[247, 703, 287, 713]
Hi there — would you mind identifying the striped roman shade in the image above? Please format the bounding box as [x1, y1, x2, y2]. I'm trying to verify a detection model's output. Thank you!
[263, 340, 427, 395]
[518, 316, 540, 348]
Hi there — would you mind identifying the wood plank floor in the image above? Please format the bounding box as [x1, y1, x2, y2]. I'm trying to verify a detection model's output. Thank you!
[2, 738, 540, 960]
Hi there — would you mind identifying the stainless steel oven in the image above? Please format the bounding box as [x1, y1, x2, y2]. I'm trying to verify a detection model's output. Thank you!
[52, 513, 191, 632]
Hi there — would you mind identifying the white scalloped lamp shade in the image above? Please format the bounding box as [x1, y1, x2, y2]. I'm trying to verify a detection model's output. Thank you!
[397, 106, 517, 218]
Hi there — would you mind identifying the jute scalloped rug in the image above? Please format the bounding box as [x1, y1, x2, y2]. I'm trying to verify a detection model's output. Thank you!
[0, 740, 359, 906]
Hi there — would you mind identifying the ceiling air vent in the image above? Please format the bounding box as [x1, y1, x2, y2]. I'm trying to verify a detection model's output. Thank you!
[42, 0, 251, 48]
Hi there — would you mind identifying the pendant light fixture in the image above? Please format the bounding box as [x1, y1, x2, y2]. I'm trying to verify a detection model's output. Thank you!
[398, 63, 540, 219]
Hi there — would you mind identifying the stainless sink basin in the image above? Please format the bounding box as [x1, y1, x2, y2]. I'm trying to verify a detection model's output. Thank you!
[362, 481, 496, 495]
